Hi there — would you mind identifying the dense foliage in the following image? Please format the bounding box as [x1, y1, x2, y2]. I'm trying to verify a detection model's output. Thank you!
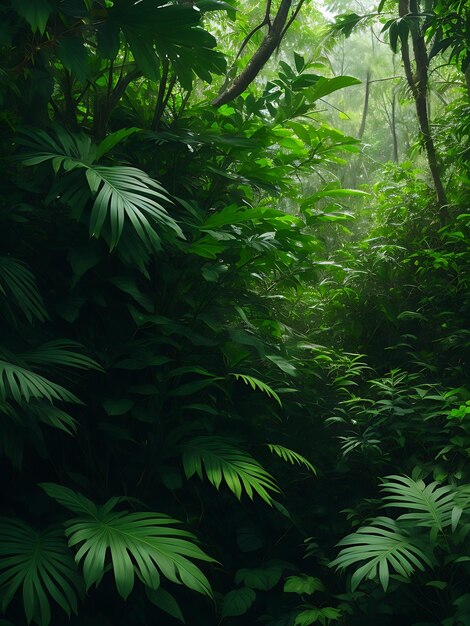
[1, 1, 469, 625]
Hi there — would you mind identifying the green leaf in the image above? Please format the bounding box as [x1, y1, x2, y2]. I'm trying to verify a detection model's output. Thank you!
[0, 359, 81, 405]
[102, 399, 134, 416]
[230, 373, 282, 406]
[331, 517, 432, 591]
[284, 575, 324, 594]
[267, 444, 316, 475]
[87, 165, 183, 249]
[293, 52, 305, 73]
[95, 128, 141, 161]
[222, 587, 256, 618]
[57, 38, 89, 83]
[0, 256, 47, 323]
[235, 566, 282, 590]
[309, 76, 361, 101]
[266, 354, 297, 377]
[146, 587, 185, 623]
[181, 436, 279, 505]
[97, 20, 121, 61]
[41, 485, 214, 599]
[295, 607, 342, 625]
[24, 340, 101, 371]
[380, 475, 457, 535]
[40, 483, 100, 516]
[0, 519, 81, 626]
[331, 12, 364, 38]
[20, 128, 183, 251]
[11, 0, 52, 34]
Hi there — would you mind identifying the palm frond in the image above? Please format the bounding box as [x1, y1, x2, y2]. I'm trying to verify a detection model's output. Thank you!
[381, 475, 457, 536]
[40, 484, 213, 600]
[23, 340, 102, 371]
[267, 444, 317, 475]
[330, 516, 432, 591]
[0, 519, 81, 626]
[19, 126, 96, 167]
[230, 373, 282, 406]
[181, 436, 279, 505]
[87, 165, 183, 249]
[19, 127, 184, 250]
[0, 256, 47, 322]
[0, 360, 81, 405]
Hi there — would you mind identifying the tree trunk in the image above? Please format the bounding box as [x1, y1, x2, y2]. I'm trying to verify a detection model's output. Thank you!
[358, 69, 371, 140]
[391, 89, 399, 162]
[212, 0, 294, 107]
[465, 64, 470, 101]
[399, 0, 448, 221]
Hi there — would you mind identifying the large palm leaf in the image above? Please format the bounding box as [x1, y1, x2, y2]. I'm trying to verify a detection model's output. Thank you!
[330, 516, 432, 591]
[0, 519, 81, 626]
[380, 475, 458, 536]
[180, 436, 279, 505]
[19, 127, 183, 250]
[40, 484, 213, 600]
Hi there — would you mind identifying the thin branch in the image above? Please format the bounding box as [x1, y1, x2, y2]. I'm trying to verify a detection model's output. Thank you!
[212, 0, 297, 107]
[279, 0, 306, 43]
[235, 0, 273, 61]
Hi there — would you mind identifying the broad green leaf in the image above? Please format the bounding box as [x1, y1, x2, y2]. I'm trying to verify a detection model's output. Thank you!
[11, 0, 52, 34]
[235, 566, 282, 590]
[95, 128, 141, 161]
[284, 575, 324, 594]
[222, 587, 256, 618]
[57, 38, 89, 83]
[146, 587, 185, 623]
[309, 76, 361, 101]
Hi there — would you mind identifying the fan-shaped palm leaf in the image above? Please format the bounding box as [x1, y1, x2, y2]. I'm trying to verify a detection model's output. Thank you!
[330, 517, 432, 591]
[86, 165, 183, 249]
[180, 436, 279, 504]
[19, 127, 183, 250]
[0, 519, 81, 626]
[381, 475, 457, 536]
[0, 256, 47, 323]
[40, 484, 213, 600]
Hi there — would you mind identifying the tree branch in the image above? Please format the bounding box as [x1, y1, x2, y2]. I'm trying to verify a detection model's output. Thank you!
[212, 0, 296, 107]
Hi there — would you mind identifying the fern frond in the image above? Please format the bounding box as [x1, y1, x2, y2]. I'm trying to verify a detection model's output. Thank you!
[230, 373, 282, 406]
[181, 436, 279, 504]
[267, 444, 316, 475]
